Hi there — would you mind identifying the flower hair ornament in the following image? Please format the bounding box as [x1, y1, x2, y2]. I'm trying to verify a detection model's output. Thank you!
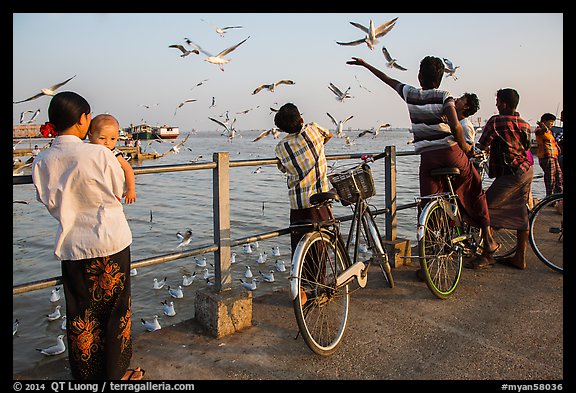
[40, 122, 57, 138]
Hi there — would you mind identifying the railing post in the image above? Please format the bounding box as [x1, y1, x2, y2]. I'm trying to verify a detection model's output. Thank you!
[385, 145, 397, 242]
[213, 152, 232, 291]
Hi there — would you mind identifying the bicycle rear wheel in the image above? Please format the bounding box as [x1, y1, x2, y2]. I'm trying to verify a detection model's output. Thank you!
[418, 200, 462, 299]
[292, 230, 350, 356]
[529, 193, 563, 273]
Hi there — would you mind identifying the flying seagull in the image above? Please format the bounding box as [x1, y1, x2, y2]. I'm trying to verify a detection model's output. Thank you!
[328, 83, 352, 102]
[326, 113, 354, 138]
[200, 19, 243, 37]
[187, 37, 250, 71]
[382, 46, 407, 71]
[13, 75, 77, 104]
[209, 116, 239, 142]
[252, 80, 295, 95]
[336, 17, 398, 50]
[19, 109, 41, 124]
[443, 58, 460, 80]
[253, 127, 280, 142]
[174, 99, 197, 116]
[169, 44, 199, 57]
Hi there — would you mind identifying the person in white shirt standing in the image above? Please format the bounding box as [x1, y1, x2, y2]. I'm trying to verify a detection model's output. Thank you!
[31, 92, 144, 381]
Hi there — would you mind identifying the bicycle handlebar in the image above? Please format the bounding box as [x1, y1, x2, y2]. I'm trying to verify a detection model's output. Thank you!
[361, 152, 387, 163]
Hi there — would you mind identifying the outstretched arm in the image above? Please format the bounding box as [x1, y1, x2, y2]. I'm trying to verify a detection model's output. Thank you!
[346, 57, 402, 91]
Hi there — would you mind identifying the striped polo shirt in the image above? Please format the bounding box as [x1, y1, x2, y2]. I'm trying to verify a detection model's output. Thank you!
[275, 122, 331, 209]
[397, 83, 457, 153]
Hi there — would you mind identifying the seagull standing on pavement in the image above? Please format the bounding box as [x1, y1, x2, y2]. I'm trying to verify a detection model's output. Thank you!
[13, 75, 77, 104]
[36, 334, 66, 356]
[13, 319, 19, 336]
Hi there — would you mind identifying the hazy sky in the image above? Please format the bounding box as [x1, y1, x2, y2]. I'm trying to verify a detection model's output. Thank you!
[13, 13, 563, 133]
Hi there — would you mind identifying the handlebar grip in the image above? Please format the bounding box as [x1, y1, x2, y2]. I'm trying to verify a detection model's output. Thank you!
[372, 152, 387, 161]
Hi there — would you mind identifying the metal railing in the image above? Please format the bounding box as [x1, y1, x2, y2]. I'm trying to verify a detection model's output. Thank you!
[14, 146, 418, 295]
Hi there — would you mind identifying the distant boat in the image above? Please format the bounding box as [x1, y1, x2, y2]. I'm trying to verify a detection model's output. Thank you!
[125, 124, 154, 140]
[153, 125, 180, 140]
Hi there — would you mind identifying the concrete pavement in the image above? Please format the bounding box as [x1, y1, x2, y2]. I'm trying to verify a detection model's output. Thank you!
[13, 248, 564, 381]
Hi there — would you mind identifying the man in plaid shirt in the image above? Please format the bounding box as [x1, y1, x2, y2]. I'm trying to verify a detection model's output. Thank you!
[478, 88, 534, 270]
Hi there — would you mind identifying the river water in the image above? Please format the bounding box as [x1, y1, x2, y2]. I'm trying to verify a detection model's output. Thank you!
[12, 129, 546, 374]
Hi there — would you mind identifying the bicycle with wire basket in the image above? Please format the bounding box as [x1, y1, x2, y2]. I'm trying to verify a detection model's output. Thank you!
[289, 152, 393, 356]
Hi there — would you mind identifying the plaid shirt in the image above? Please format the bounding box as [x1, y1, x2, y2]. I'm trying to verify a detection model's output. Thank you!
[478, 114, 532, 178]
[275, 122, 331, 209]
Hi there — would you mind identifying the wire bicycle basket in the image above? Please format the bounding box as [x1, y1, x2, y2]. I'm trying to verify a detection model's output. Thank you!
[328, 164, 376, 206]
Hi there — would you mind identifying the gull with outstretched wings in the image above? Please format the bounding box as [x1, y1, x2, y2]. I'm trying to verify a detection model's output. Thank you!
[200, 19, 243, 37]
[253, 128, 280, 142]
[13, 75, 76, 104]
[336, 17, 398, 50]
[169, 44, 199, 57]
[328, 83, 352, 102]
[20, 109, 40, 124]
[326, 113, 354, 138]
[382, 46, 407, 71]
[186, 37, 250, 71]
[443, 58, 460, 80]
[252, 80, 295, 95]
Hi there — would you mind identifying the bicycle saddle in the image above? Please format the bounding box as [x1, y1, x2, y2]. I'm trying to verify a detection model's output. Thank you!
[310, 189, 340, 206]
[430, 167, 460, 177]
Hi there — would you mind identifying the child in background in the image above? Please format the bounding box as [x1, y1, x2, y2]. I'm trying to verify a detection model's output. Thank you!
[89, 114, 136, 204]
[534, 112, 563, 197]
[274, 103, 333, 304]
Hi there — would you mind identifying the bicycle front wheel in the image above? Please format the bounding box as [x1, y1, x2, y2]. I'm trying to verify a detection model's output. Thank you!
[529, 193, 563, 273]
[418, 200, 462, 299]
[292, 230, 350, 356]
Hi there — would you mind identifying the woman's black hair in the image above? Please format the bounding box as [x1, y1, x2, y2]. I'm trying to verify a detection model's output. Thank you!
[48, 91, 91, 132]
